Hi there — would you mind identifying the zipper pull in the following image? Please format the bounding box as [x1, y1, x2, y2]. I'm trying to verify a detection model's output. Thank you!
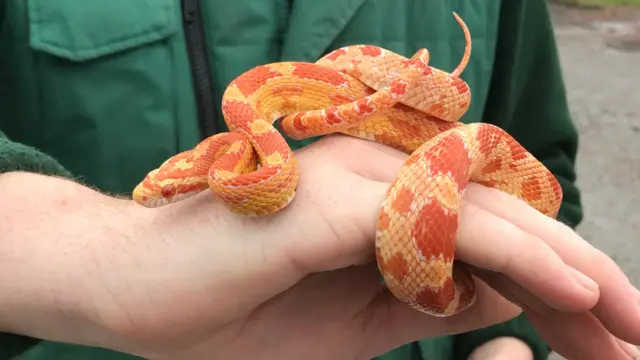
[182, 0, 198, 24]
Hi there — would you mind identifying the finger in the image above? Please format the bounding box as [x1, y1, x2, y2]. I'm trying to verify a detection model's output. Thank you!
[465, 183, 640, 345]
[526, 308, 636, 360]
[271, 176, 386, 273]
[363, 276, 522, 359]
[470, 266, 554, 317]
[455, 195, 600, 312]
[476, 270, 638, 359]
[273, 137, 403, 274]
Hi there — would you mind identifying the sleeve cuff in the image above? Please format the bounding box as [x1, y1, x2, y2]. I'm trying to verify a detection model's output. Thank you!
[0, 333, 42, 359]
[0, 131, 73, 178]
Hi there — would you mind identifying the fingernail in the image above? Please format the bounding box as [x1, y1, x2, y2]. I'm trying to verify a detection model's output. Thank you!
[570, 268, 599, 293]
[617, 340, 640, 358]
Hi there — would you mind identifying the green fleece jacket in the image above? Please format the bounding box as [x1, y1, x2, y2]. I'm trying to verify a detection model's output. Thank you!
[0, 0, 582, 359]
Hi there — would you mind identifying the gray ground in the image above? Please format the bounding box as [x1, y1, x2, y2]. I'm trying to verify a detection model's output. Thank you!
[547, 3, 639, 359]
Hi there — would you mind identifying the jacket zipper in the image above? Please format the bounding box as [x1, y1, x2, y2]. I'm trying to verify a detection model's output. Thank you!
[181, 0, 218, 138]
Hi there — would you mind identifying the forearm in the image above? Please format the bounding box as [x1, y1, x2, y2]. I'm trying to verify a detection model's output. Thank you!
[0, 171, 142, 348]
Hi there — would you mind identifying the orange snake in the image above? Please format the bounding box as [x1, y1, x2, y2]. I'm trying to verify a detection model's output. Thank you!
[132, 13, 562, 316]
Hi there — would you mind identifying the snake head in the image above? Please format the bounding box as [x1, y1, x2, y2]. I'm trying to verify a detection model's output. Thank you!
[132, 168, 208, 208]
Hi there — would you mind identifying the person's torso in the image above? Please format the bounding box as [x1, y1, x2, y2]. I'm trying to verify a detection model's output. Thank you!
[0, 0, 501, 359]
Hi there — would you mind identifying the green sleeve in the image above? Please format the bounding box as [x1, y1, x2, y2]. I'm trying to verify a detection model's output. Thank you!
[453, 0, 583, 359]
[480, 0, 583, 228]
[0, 130, 74, 358]
[0, 130, 73, 177]
[0, 333, 41, 360]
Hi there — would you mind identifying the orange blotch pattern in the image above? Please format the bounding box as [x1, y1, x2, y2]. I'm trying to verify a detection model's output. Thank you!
[222, 100, 259, 132]
[325, 108, 342, 125]
[416, 277, 455, 311]
[380, 251, 409, 282]
[355, 97, 375, 115]
[292, 63, 347, 87]
[290, 113, 308, 133]
[389, 80, 409, 97]
[252, 127, 289, 155]
[451, 77, 469, 94]
[378, 209, 391, 231]
[360, 45, 383, 57]
[323, 47, 347, 61]
[475, 124, 500, 158]
[234, 66, 283, 97]
[506, 136, 529, 162]
[482, 158, 503, 175]
[423, 134, 471, 190]
[411, 201, 458, 262]
[521, 176, 543, 201]
[391, 186, 414, 215]
[328, 93, 357, 105]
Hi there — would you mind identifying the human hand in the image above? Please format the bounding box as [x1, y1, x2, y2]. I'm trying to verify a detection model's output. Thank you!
[5, 135, 636, 360]
[87, 135, 523, 359]
[97, 135, 637, 359]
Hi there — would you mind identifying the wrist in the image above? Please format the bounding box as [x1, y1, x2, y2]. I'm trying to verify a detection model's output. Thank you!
[0, 172, 148, 349]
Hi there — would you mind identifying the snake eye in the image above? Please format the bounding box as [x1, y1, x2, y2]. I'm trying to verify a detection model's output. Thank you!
[161, 184, 176, 199]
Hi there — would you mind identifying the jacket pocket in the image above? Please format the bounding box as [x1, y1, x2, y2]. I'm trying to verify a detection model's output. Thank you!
[24, 0, 184, 193]
[28, 0, 178, 61]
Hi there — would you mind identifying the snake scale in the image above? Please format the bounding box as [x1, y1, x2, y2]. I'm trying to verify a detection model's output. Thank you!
[132, 13, 563, 316]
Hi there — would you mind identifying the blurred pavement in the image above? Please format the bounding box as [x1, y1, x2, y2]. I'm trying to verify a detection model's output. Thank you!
[548, 3, 639, 359]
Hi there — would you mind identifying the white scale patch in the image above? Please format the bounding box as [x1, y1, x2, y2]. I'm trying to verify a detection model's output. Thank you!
[322, 109, 345, 125]
[354, 98, 377, 116]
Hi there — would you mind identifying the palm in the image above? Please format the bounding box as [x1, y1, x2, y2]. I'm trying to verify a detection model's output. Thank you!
[177, 266, 385, 360]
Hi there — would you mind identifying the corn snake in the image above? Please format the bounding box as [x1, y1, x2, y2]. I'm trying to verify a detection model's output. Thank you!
[132, 13, 563, 316]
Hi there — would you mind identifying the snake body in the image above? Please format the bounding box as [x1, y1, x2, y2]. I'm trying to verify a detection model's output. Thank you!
[132, 13, 562, 316]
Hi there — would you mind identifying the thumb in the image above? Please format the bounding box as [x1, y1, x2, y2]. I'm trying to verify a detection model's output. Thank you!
[266, 135, 407, 275]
